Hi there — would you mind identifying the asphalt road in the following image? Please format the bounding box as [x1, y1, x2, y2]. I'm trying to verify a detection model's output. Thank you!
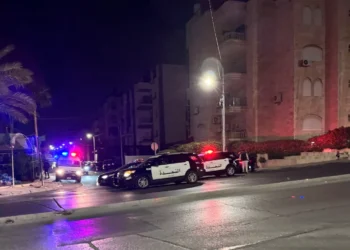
[0, 161, 349, 218]
[1, 179, 350, 249]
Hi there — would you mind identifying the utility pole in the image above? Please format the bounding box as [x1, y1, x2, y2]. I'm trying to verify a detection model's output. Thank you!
[34, 110, 44, 186]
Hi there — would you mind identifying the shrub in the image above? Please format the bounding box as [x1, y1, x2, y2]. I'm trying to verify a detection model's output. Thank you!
[258, 157, 267, 163]
[175, 141, 221, 154]
[308, 126, 350, 150]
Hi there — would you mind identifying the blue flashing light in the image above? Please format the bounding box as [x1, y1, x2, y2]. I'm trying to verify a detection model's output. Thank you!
[62, 151, 68, 157]
[54, 155, 59, 159]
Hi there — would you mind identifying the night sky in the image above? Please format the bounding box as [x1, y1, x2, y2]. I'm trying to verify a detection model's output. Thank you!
[0, 0, 194, 141]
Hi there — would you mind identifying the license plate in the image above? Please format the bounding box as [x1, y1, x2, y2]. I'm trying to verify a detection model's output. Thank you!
[67, 177, 71, 180]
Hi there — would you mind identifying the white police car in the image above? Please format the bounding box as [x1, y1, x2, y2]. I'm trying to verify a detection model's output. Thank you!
[55, 159, 83, 183]
[199, 151, 236, 177]
[115, 153, 204, 189]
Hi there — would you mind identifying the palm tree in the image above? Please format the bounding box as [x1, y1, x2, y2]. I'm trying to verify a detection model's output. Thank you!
[0, 45, 36, 123]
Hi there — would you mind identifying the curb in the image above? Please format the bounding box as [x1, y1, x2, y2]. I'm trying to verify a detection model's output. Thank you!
[1, 173, 350, 227]
[0, 183, 62, 198]
[261, 159, 348, 171]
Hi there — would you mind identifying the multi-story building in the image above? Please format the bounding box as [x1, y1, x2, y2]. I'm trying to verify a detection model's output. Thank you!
[187, 0, 350, 143]
[131, 82, 154, 154]
[151, 64, 188, 150]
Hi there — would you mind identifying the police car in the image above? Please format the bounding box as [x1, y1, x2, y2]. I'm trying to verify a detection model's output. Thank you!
[55, 158, 83, 183]
[115, 153, 204, 189]
[199, 151, 237, 177]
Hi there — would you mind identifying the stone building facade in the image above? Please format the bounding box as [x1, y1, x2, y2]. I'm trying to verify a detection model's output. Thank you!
[187, 0, 350, 142]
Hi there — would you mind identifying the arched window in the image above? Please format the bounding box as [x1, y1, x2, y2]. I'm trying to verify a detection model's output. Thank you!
[302, 115, 322, 131]
[303, 7, 312, 25]
[302, 78, 312, 96]
[302, 45, 323, 61]
[313, 79, 323, 96]
[313, 8, 322, 26]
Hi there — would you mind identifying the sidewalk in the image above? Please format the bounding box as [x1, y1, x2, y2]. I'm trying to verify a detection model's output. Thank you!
[0, 176, 62, 198]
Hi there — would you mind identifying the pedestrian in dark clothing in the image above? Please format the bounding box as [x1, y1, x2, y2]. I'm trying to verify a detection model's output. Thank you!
[336, 151, 340, 160]
[43, 160, 50, 179]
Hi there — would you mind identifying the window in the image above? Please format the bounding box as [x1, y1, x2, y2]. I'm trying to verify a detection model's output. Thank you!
[302, 78, 312, 96]
[313, 79, 323, 96]
[302, 46, 323, 61]
[302, 115, 322, 131]
[303, 7, 312, 25]
[313, 8, 322, 26]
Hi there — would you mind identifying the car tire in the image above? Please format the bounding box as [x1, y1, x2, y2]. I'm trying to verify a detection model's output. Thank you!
[226, 165, 235, 177]
[55, 177, 60, 182]
[185, 170, 198, 184]
[76, 178, 81, 183]
[135, 176, 150, 189]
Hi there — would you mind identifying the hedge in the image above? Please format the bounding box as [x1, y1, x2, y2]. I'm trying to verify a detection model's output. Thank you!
[160, 126, 350, 158]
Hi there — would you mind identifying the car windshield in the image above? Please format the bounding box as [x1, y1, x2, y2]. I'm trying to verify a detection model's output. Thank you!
[57, 159, 81, 167]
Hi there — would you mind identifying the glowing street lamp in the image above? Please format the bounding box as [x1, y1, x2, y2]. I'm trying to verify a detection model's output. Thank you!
[86, 133, 97, 162]
[69, 141, 73, 145]
[49, 145, 55, 150]
[199, 70, 218, 91]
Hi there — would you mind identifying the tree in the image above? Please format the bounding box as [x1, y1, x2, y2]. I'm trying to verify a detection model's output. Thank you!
[0, 45, 36, 123]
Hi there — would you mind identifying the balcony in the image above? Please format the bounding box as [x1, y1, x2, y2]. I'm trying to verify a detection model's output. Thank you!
[137, 118, 152, 129]
[217, 97, 247, 113]
[220, 31, 246, 64]
[214, 1, 246, 31]
[228, 130, 247, 141]
[137, 96, 153, 111]
[138, 137, 153, 144]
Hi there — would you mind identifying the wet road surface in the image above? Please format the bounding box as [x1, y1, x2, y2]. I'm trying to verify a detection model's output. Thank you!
[0, 161, 349, 218]
[1, 179, 350, 249]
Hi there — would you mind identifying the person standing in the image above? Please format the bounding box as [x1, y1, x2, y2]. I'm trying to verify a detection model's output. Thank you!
[43, 159, 51, 179]
[239, 151, 249, 173]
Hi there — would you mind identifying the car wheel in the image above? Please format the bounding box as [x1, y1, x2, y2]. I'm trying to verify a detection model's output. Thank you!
[185, 170, 198, 184]
[226, 165, 235, 177]
[76, 178, 81, 183]
[136, 176, 149, 189]
[55, 177, 60, 182]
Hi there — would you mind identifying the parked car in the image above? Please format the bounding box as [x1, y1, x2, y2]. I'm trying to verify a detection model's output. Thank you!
[115, 153, 204, 189]
[97, 160, 143, 186]
[102, 159, 118, 171]
[198, 151, 237, 177]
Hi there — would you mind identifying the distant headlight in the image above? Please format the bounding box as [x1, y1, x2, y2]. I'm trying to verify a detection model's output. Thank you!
[76, 170, 83, 176]
[56, 169, 64, 176]
[123, 170, 136, 178]
[101, 175, 108, 180]
[84, 166, 89, 171]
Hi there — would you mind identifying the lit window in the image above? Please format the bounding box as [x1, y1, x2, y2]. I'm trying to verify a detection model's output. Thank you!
[303, 7, 312, 25]
[302, 45, 323, 61]
[302, 78, 312, 96]
[313, 8, 322, 26]
[302, 115, 322, 131]
[313, 79, 323, 97]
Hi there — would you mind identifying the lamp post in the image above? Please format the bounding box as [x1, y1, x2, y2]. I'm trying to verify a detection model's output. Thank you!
[199, 60, 226, 151]
[86, 133, 98, 162]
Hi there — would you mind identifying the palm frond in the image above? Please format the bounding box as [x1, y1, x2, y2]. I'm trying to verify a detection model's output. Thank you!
[1, 92, 36, 114]
[0, 103, 29, 123]
[0, 45, 15, 60]
[0, 68, 33, 88]
[0, 62, 23, 72]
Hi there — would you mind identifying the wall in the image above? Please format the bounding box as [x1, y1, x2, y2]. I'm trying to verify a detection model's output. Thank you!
[256, 0, 295, 140]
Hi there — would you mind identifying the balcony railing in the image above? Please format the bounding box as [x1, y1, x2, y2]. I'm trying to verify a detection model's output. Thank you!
[217, 97, 247, 113]
[228, 130, 247, 140]
[223, 31, 245, 42]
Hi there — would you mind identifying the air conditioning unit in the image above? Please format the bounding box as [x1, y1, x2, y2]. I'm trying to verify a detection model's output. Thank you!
[273, 92, 283, 104]
[193, 106, 199, 115]
[300, 59, 312, 67]
[212, 116, 221, 124]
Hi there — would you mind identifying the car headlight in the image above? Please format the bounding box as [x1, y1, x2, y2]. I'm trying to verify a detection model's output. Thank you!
[84, 166, 89, 171]
[123, 170, 135, 178]
[56, 169, 64, 175]
[76, 170, 83, 176]
[101, 175, 108, 179]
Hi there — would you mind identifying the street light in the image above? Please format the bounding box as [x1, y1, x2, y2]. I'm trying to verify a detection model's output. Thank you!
[86, 133, 97, 162]
[199, 59, 226, 152]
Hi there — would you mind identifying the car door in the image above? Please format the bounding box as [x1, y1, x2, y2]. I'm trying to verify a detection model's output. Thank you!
[203, 153, 218, 172]
[151, 156, 171, 181]
[168, 155, 189, 178]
